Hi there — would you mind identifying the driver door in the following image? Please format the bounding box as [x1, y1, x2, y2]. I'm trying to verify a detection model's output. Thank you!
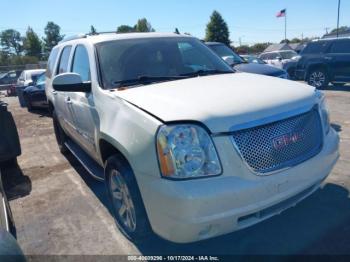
[67, 44, 98, 158]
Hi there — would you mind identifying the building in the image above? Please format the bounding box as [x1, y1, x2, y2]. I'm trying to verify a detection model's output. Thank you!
[263, 43, 293, 53]
[322, 28, 350, 39]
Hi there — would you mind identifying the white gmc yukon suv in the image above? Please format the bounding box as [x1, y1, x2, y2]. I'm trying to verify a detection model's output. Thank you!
[46, 32, 339, 243]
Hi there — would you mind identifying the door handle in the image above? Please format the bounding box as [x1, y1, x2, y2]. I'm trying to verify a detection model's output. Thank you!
[325, 56, 333, 60]
[65, 97, 73, 104]
[52, 90, 57, 95]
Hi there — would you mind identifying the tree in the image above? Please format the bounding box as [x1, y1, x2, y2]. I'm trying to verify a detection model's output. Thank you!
[0, 29, 23, 55]
[280, 39, 290, 44]
[330, 26, 349, 34]
[116, 25, 135, 33]
[249, 43, 271, 54]
[90, 25, 97, 34]
[43, 22, 64, 56]
[135, 18, 155, 32]
[205, 11, 230, 46]
[23, 27, 42, 58]
[235, 45, 250, 54]
[290, 38, 302, 44]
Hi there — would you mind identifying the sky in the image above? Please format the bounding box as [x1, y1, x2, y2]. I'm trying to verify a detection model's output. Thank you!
[1, 0, 349, 45]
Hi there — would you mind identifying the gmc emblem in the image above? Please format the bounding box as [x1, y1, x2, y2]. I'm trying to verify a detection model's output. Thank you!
[272, 130, 304, 150]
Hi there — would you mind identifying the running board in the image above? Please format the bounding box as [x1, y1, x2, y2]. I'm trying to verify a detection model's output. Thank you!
[65, 140, 105, 181]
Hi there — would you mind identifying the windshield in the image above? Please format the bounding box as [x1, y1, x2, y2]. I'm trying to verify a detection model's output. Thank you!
[96, 37, 233, 89]
[280, 51, 298, 59]
[36, 73, 46, 86]
[209, 44, 244, 64]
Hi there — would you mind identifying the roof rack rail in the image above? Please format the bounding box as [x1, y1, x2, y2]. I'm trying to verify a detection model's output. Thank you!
[59, 34, 87, 44]
[59, 31, 119, 44]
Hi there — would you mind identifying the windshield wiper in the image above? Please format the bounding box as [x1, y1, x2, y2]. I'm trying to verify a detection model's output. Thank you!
[113, 75, 187, 88]
[180, 69, 234, 77]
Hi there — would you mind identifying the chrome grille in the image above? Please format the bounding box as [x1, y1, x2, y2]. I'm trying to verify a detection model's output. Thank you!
[232, 107, 323, 174]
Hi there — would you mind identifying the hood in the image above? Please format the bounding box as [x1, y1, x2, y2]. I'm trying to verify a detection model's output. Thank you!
[116, 73, 316, 133]
[234, 63, 286, 77]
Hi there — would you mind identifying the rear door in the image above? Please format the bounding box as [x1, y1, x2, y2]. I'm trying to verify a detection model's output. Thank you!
[327, 39, 350, 82]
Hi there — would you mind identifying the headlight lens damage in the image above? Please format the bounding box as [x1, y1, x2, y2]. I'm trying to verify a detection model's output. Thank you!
[156, 124, 222, 179]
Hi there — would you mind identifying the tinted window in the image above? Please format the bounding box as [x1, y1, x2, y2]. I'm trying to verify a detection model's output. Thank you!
[208, 44, 244, 63]
[46, 48, 59, 78]
[279, 51, 297, 59]
[269, 53, 278, 59]
[330, 40, 350, 53]
[302, 42, 328, 54]
[57, 46, 72, 74]
[96, 37, 232, 89]
[71, 45, 91, 81]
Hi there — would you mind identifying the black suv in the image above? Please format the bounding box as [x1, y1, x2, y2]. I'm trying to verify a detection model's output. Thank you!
[294, 38, 350, 88]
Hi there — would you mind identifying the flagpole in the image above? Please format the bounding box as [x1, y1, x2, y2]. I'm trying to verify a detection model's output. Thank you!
[285, 10, 287, 41]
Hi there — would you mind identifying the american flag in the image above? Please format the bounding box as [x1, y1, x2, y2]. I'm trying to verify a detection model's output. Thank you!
[276, 9, 286, 18]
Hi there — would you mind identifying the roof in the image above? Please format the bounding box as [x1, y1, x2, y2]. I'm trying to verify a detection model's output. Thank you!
[289, 43, 307, 51]
[59, 32, 191, 45]
[322, 29, 350, 39]
[263, 43, 293, 53]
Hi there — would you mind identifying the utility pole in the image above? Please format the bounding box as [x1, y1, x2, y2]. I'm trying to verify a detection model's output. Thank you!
[337, 0, 341, 38]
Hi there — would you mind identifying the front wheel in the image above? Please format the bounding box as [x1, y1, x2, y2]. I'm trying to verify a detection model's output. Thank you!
[105, 155, 152, 242]
[307, 68, 329, 89]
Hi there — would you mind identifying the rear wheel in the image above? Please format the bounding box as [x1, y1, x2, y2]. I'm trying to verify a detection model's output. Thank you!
[52, 110, 69, 154]
[307, 68, 329, 89]
[105, 155, 152, 242]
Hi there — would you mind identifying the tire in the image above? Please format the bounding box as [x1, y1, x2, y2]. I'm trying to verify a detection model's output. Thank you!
[24, 95, 32, 111]
[105, 155, 152, 242]
[52, 110, 69, 154]
[307, 68, 329, 89]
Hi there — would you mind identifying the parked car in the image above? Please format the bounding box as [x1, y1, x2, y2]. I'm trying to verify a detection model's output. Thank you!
[47, 32, 339, 243]
[0, 71, 22, 86]
[23, 72, 48, 111]
[259, 50, 298, 69]
[16, 69, 46, 107]
[206, 42, 289, 78]
[0, 101, 24, 259]
[241, 55, 266, 64]
[293, 38, 350, 88]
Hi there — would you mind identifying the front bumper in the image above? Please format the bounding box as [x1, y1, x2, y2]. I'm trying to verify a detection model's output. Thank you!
[138, 128, 339, 243]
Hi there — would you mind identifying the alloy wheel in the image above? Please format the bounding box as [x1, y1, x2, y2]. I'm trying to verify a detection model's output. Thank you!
[109, 170, 137, 232]
[309, 71, 326, 88]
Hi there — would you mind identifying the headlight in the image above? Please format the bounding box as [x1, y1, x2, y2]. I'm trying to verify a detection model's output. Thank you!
[318, 92, 331, 134]
[156, 124, 222, 179]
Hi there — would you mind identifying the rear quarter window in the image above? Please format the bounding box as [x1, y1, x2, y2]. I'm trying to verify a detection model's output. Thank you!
[330, 40, 350, 53]
[46, 48, 59, 78]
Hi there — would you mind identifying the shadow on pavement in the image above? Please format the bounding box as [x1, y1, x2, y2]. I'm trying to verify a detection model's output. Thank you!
[322, 84, 350, 92]
[27, 108, 51, 118]
[61, 152, 350, 255]
[1, 162, 32, 201]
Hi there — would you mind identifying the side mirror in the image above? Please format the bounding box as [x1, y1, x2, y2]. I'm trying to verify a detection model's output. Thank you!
[223, 56, 235, 66]
[52, 73, 91, 92]
[27, 81, 34, 86]
[276, 56, 282, 61]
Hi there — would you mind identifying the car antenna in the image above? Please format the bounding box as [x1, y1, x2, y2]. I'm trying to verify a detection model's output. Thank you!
[174, 28, 180, 34]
